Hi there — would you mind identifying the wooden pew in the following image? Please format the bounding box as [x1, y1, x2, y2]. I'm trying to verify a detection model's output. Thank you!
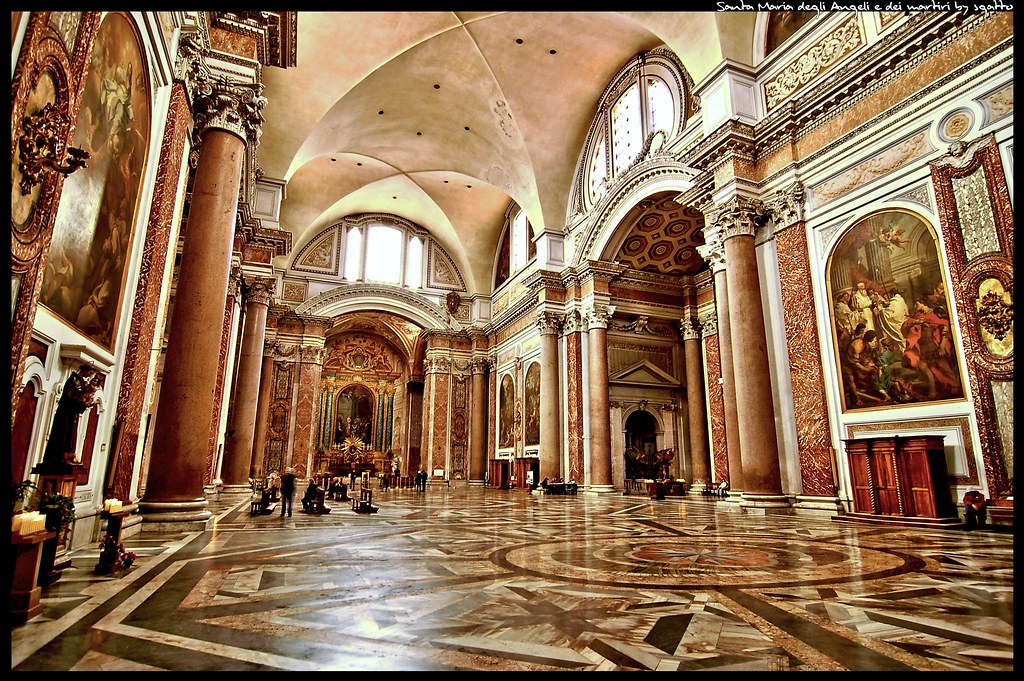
[304, 490, 331, 514]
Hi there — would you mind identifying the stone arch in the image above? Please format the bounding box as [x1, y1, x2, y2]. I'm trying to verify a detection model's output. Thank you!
[295, 283, 454, 331]
[572, 159, 700, 267]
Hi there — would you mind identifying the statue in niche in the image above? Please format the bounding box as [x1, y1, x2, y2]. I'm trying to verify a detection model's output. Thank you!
[42, 365, 101, 467]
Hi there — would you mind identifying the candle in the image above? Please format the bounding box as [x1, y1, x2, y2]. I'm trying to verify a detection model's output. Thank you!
[104, 499, 113, 512]
[12, 513, 24, 534]
[112, 500, 122, 513]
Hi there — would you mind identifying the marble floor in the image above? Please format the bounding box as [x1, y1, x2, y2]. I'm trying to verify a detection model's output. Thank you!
[10, 486, 1014, 672]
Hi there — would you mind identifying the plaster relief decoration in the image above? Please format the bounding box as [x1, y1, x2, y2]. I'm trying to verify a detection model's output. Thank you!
[980, 82, 1012, 124]
[39, 12, 151, 350]
[975, 278, 1013, 358]
[282, 281, 307, 303]
[292, 225, 338, 273]
[810, 129, 931, 207]
[764, 14, 862, 110]
[828, 210, 964, 411]
[427, 242, 467, 291]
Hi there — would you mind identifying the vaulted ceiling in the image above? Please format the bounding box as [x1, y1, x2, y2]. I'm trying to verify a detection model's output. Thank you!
[255, 12, 760, 296]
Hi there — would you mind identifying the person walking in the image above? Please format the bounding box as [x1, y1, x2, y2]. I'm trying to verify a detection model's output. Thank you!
[280, 468, 296, 517]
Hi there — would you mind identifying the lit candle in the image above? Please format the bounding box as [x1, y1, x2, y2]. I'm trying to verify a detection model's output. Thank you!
[112, 500, 122, 513]
[12, 513, 24, 534]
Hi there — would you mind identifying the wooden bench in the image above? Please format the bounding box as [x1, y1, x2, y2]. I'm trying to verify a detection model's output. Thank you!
[702, 481, 729, 498]
[250, 492, 278, 515]
[303, 490, 331, 515]
[352, 488, 378, 514]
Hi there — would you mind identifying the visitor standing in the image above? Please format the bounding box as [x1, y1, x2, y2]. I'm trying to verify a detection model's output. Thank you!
[280, 468, 296, 517]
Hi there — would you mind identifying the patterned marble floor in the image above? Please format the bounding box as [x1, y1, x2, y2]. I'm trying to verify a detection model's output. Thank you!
[10, 486, 1013, 672]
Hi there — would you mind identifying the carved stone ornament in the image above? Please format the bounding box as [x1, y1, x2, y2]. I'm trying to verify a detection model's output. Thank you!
[977, 289, 1013, 342]
[561, 309, 585, 335]
[708, 196, 768, 241]
[695, 228, 726, 272]
[244, 277, 276, 306]
[445, 291, 461, 316]
[586, 304, 616, 330]
[535, 311, 563, 336]
[17, 103, 90, 195]
[471, 357, 492, 374]
[765, 182, 806, 230]
[192, 76, 267, 147]
[698, 310, 718, 336]
[680, 318, 701, 341]
[174, 32, 211, 102]
[298, 346, 325, 364]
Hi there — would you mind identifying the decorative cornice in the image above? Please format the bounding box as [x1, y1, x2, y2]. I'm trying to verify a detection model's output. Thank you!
[209, 11, 297, 69]
[679, 119, 757, 174]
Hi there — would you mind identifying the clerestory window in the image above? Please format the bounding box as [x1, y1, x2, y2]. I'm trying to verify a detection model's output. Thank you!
[343, 219, 425, 289]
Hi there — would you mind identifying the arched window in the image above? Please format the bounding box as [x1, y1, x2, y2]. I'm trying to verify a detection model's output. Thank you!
[339, 217, 426, 289]
[577, 50, 689, 210]
[494, 204, 535, 289]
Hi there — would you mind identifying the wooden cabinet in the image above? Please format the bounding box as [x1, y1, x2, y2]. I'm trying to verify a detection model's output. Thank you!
[843, 435, 956, 519]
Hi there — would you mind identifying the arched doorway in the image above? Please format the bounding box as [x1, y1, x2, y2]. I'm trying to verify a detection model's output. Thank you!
[624, 410, 661, 480]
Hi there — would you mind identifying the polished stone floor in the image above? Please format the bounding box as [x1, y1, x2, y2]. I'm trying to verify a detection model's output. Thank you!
[11, 486, 1014, 671]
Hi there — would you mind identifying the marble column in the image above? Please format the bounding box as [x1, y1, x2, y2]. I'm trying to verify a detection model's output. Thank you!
[138, 79, 266, 528]
[697, 236, 744, 495]
[586, 304, 616, 494]
[681, 318, 711, 493]
[250, 349, 275, 479]
[537, 311, 563, 482]
[469, 358, 489, 485]
[221, 277, 274, 488]
[716, 197, 788, 508]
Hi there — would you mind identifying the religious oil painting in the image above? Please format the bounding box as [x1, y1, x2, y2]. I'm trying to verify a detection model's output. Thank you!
[827, 210, 965, 412]
[38, 12, 151, 350]
[524, 362, 540, 446]
[765, 10, 817, 56]
[499, 373, 515, 449]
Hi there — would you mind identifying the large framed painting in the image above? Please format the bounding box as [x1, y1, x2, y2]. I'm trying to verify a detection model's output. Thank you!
[524, 362, 540, 446]
[499, 374, 515, 449]
[827, 210, 965, 412]
[39, 12, 151, 350]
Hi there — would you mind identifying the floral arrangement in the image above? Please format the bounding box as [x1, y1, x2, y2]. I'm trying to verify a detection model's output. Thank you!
[96, 534, 136, 574]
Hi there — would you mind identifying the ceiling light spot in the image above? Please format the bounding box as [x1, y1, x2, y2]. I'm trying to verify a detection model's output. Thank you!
[378, 110, 384, 115]
[356, 162, 362, 166]
[516, 38, 523, 44]
[330, 158, 336, 162]
[549, 49, 557, 55]
[434, 84, 441, 89]
[392, 196, 397, 200]
[416, 131, 422, 136]
[466, 185, 472, 189]
[443, 180, 449, 183]
[464, 126, 470, 131]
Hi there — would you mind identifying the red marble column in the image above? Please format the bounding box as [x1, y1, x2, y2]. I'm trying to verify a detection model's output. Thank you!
[138, 80, 266, 527]
[681, 318, 711, 492]
[537, 312, 562, 481]
[718, 198, 787, 507]
[586, 304, 616, 493]
[221, 277, 274, 487]
[563, 312, 586, 483]
[697, 240, 744, 493]
[469, 358, 489, 485]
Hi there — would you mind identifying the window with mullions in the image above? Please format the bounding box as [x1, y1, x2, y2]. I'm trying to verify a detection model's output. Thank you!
[343, 220, 425, 289]
[494, 206, 535, 289]
[580, 51, 687, 209]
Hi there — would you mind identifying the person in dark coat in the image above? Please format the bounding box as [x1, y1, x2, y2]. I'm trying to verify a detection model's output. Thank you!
[279, 468, 296, 517]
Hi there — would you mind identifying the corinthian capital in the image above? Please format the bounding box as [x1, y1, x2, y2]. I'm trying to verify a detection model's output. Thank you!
[174, 33, 211, 103]
[535, 311, 563, 336]
[707, 196, 768, 241]
[192, 76, 267, 146]
[585, 304, 616, 330]
[698, 310, 718, 336]
[244, 276, 276, 306]
[679, 317, 702, 341]
[764, 182, 806, 230]
[695, 229, 727, 273]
